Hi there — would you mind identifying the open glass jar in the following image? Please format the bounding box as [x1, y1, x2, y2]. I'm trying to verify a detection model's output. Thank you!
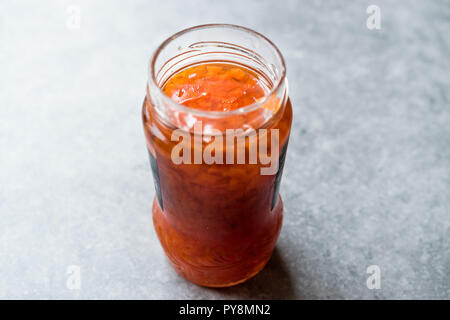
[142, 24, 292, 287]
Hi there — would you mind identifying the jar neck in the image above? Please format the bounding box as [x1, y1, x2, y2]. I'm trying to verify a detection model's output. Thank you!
[147, 73, 287, 134]
[147, 24, 287, 134]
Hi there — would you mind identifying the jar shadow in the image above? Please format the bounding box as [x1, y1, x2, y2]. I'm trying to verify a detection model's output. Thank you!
[206, 247, 295, 299]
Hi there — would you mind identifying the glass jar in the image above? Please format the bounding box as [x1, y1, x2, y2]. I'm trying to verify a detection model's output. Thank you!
[142, 24, 292, 287]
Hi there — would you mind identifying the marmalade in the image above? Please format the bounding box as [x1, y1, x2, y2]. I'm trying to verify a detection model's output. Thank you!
[143, 26, 291, 287]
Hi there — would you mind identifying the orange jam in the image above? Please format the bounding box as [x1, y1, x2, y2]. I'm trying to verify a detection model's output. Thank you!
[143, 61, 292, 287]
[162, 63, 267, 111]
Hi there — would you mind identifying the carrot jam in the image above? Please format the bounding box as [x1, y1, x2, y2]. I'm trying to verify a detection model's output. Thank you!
[143, 62, 292, 287]
[162, 63, 267, 112]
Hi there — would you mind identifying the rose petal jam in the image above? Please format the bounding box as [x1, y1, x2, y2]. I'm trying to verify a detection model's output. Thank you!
[143, 62, 292, 287]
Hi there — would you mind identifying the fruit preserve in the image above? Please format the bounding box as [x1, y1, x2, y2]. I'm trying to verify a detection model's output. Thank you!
[142, 24, 292, 287]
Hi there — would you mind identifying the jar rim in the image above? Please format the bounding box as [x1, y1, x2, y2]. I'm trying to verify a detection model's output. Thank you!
[148, 23, 287, 118]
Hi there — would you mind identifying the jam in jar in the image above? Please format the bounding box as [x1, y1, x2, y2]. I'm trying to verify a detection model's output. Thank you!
[142, 24, 292, 287]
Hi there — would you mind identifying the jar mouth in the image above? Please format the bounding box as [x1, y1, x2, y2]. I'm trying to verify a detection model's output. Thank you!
[148, 24, 287, 118]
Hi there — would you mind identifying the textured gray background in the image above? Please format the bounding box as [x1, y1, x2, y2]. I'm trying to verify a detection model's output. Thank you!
[1, 0, 449, 299]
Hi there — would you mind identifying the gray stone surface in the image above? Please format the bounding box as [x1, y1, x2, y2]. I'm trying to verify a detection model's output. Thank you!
[0, 0, 449, 299]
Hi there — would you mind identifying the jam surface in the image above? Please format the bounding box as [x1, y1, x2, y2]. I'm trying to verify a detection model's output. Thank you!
[162, 63, 267, 112]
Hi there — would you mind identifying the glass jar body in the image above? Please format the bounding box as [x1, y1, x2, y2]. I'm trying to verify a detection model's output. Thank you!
[142, 94, 292, 287]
